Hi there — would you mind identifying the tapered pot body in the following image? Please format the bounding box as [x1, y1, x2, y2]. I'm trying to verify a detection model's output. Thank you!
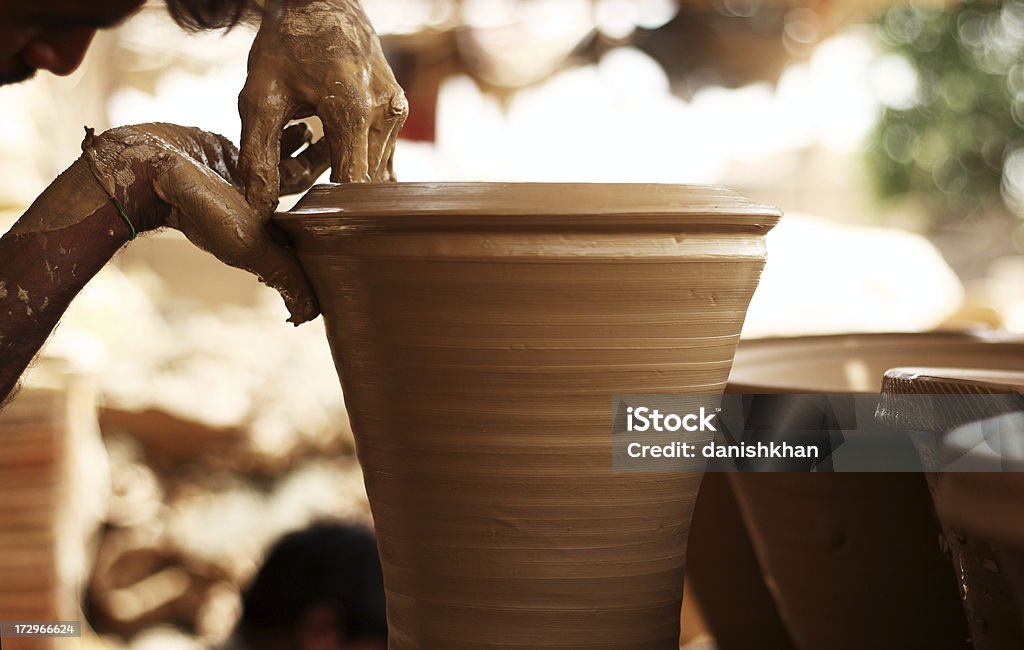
[276, 183, 779, 648]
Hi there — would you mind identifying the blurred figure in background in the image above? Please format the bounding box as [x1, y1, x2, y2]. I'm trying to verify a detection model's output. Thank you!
[230, 522, 387, 650]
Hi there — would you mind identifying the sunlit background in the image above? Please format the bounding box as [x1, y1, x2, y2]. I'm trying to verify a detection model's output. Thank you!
[1, 0, 1023, 647]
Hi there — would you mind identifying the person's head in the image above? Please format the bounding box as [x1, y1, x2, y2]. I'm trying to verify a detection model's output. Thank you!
[0, 0, 253, 86]
[233, 521, 388, 650]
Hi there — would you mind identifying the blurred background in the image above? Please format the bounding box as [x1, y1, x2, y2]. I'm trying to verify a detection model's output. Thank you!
[1, 0, 1023, 647]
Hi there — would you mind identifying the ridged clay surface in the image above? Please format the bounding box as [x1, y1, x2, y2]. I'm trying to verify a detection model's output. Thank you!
[276, 182, 778, 648]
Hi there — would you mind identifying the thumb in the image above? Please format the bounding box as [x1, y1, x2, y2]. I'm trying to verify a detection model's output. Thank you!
[247, 237, 321, 325]
[154, 160, 320, 324]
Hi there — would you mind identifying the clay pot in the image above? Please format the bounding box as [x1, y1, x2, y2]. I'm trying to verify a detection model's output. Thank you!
[937, 421, 1024, 642]
[693, 333, 1024, 650]
[878, 367, 1024, 649]
[686, 472, 798, 650]
[275, 183, 779, 648]
[942, 410, 1024, 628]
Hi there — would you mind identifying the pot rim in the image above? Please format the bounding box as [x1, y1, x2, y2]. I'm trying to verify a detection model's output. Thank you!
[275, 182, 782, 230]
[728, 331, 1024, 394]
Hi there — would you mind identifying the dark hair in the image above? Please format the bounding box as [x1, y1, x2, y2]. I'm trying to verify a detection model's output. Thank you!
[239, 521, 388, 643]
[164, 0, 258, 31]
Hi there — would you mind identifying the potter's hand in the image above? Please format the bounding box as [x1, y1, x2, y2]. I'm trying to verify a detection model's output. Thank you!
[82, 123, 321, 324]
[238, 0, 408, 215]
[0, 124, 321, 405]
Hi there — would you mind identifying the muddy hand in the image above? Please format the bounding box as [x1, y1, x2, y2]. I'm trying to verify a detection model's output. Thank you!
[153, 125, 322, 323]
[238, 0, 408, 216]
[83, 123, 321, 324]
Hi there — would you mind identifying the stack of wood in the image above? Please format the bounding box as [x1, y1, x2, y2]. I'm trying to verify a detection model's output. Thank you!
[0, 389, 63, 638]
[0, 374, 103, 650]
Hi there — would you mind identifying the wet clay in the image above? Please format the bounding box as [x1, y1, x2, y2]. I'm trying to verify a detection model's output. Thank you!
[713, 334, 1022, 650]
[238, 0, 408, 215]
[878, 366, 1024, 650]
[275, 182, 779, 648]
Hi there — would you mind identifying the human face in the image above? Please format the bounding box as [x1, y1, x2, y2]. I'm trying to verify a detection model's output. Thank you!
[0, 0, 144, 84]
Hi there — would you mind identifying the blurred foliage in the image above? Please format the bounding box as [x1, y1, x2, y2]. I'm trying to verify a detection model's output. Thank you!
[869, 0, 1024, 221]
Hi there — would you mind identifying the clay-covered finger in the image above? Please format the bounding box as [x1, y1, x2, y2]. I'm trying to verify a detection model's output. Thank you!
[366, 109, 390, 182]
[238, 83, 293, 217]
[346, 115, 371, 183]
[154, 156, 320, 324]
[319, 90, 372, 183]
[368, 92, 408, 182]
[242, 237, 320, 324]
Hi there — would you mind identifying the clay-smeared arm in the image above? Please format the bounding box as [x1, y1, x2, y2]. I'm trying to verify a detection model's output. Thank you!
[238, 0, 408, 215]
[0, 160, 130, 406]
[0, 123, 319, 406]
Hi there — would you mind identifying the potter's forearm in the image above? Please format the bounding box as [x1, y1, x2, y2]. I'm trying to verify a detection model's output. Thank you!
[0, 202, 131, 405]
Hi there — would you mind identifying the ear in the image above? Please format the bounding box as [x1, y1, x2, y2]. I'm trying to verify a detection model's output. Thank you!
[298, 604, 343, 650]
